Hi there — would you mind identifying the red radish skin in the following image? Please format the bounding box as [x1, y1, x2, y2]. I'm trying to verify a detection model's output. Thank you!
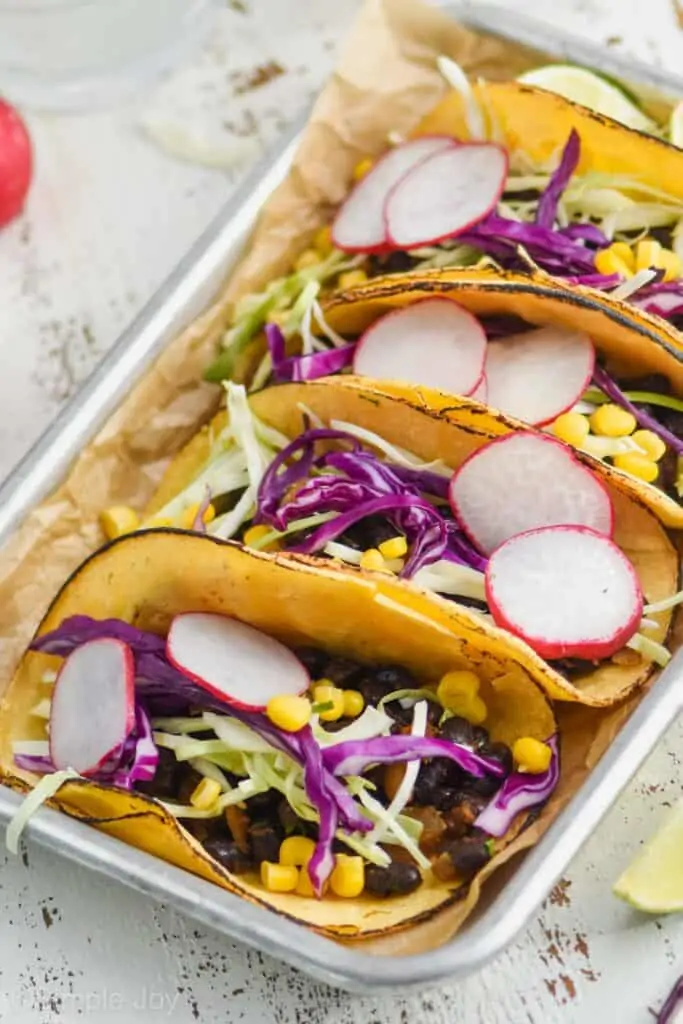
[331, 136, 456, 254]
[484, 327, 595, 426]
[49, 638, 135, 775]
[449, 432, 614, 555]
[384, 143, 508, 250]
[0, 99, 32, 228]
[470, 374, 488, 404]
[167, 612, 310, 712]
[485, 525, 643, 660]
[352, 297, 486, 396]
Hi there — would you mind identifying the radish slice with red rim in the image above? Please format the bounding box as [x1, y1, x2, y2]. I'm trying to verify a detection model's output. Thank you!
[385, 142, 508, 249]
[449, 432, 614, 555]
[470, 374, 488, 404]
[485, 525, 643, 660]
[332, 136, 456, 253]
[167, 612, 310, 711]
[485, 327, 595, 426]
[352, 298, 486, 395]
[49, 638, 135, 774]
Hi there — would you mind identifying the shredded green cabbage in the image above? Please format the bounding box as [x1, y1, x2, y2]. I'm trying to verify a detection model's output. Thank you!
[626, 632, 672, 667]
[6, 769, 80, 855]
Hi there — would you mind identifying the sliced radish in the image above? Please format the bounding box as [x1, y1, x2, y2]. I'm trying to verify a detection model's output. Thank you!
[49, 638, 135, 774]
[353, 298, 486, 395]
[485, 327, 595, 426]
[385, 143, 508, 249]
[167, 612, 309, 711]
[332, 136, 455, 253]
[485, 525, 643, 660]
[470, 374, 488, 404]
[449, 432, 613, 555]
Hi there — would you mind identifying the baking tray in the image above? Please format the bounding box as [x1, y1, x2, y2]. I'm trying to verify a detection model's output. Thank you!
[1, 2, 683, 993]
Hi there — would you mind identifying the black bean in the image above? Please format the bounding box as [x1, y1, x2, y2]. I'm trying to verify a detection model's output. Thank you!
[135, 747, 179, 800]
[365, 862, 422, 897]
[203, 838, 253, 875]
[339, 515, 400, 552]
[441, 837, 491, 879]
[442, 793, 488, 837]
[480, 741, 514, 776]
[249, 822, 283, 864]
[292, 646, 328, 679]
[317, 656, 361, 687]
[413, 760, 456, 806]
[247, 789, 281, 814]
[176, 766, 205, 805]
[367, 251, 417, 276]
[182, 817, 228, 844]
[355, 665, 417, 709]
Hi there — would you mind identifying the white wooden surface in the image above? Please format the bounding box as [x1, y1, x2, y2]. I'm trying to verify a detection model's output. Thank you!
[1, 1, 682, 1020]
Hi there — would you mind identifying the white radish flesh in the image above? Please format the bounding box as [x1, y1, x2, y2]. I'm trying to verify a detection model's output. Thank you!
[332, 136, 455, 253]
[485, 525, 643, 660]
[49, 638, 135, 774]
[167, 612, 309, 711]
[485, 327, 595, 425]
[385, 143, 508, 249]
[449, 432, 613, 555]
[353, 298, 486, 395]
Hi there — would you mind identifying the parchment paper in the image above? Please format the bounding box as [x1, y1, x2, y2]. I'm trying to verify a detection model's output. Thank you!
[0, 0, 678, 955]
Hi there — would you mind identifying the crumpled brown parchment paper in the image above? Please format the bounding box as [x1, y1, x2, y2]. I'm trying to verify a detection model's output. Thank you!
[0, 0, 678, 955]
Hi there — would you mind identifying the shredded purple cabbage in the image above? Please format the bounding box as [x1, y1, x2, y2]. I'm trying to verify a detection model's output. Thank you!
[465, 213, 597, 273]
[31, 616, 166, 656]
[560, 222, 608, 248]
[593, 365, 683, 456]
[535, 130, 580, 231]
[266, 322, 356, 383]
[13, 752, 55, 774]
[475, 735, 559, 837]
[322, 734, 506, 780]
[563, 271, 622, 289]
[655, 976, 683, 1023]
[299, 730, 340, 895]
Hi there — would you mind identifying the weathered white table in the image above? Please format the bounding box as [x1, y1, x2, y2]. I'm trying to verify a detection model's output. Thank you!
[1, 1, 682, 1020]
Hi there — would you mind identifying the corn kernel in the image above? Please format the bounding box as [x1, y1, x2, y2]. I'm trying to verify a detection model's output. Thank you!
[295, 249, 320, 271]
[190, 777, 222, 810]
[146, 516, 174, 529]
[243, 524, 280, 552]
[359, 548, 387, 572]
[330, 855, 365, 898]
[589, 403, 637, 438]
[338, 269, 369, 290]
[657, 248, 682, 282]
[594, 246, 633, 278]
[279, 836, 316, 867]
[437, 670, 480, 708]
[295, 867, 316, 897]
[613, 452, 659, 483]
[312, 683, 345, 722]
[609, 241, 636, 270]
[353, 157, 374, 181]
[261, 862, 299, 893]
[439, 693, 487, 724]
[266, 694, 312, 732]
[632, 429, 667, 462]
[342, 689, 365, 718]
[313, 225, 334, 256]
[180, 501, 215, 530]
[100, 505, 140, 540]
[512, 737, 552, 774]
[551, 412, 590, 447]
[635, 238, 662, 272]
[378, 535, 408, 560]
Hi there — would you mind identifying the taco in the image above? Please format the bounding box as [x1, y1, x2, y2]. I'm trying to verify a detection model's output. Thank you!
[3, 530, 557, 939]
[100, 378, 679, 706]
[318, 267, 683, 529]
[205, 65, 683, 385]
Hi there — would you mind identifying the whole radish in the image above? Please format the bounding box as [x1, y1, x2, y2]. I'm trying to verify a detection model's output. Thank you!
[0, 98, 32, 228]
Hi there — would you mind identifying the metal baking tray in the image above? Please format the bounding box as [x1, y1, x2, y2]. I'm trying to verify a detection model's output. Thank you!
[1, 2, 683, 993]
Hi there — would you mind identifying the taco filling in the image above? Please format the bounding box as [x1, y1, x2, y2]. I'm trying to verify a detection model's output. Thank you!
[101, 382, 679, 685]
[206, 63, 683, 384]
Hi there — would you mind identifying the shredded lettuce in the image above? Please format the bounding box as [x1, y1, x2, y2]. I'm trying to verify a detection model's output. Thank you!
[202, 713, 277, 754]
[328, 419, 452, 474]
[188, 757, 234, 791]
[369, 700, 428, 844]
[626, 633, 672, 667]
[437, 56, 487, 140]
[6, 768, 80, 855]
[643, 591, 683, 615]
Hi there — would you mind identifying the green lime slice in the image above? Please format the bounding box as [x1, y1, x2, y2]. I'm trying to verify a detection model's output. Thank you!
[518, 64, 657, 134]
[613, 800, 683, 913]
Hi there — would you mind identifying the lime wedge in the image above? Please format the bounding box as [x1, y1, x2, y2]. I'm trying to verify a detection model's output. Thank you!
[669, 101, 683, 148]
[613, 800, 683, 913]
[518, 64, 657, 134]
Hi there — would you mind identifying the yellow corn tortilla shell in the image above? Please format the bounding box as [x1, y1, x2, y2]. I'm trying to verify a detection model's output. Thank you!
[322, 267, 683, 529]
[416, 80, 683, 199]
[146, 379, 678, 705]
[1, 531, 555, 939]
